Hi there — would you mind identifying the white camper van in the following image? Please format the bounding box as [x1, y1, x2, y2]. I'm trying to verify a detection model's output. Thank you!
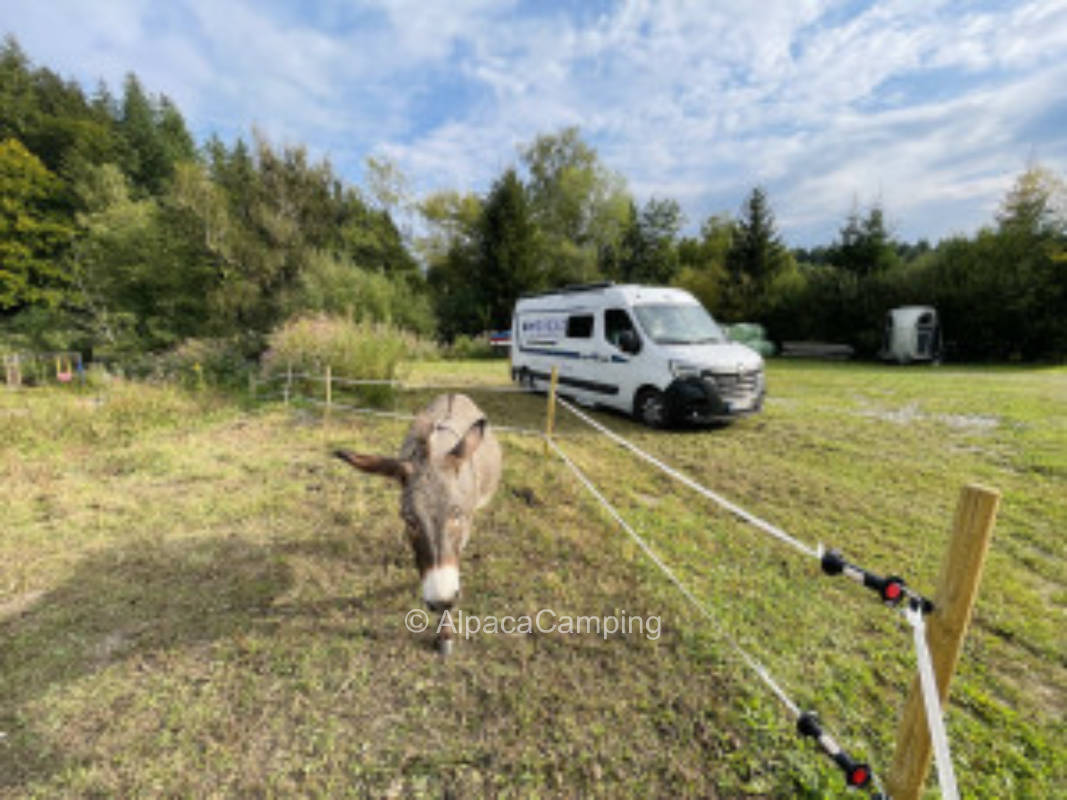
[880, 306, 942, 364]
[510, 283, 765, 426]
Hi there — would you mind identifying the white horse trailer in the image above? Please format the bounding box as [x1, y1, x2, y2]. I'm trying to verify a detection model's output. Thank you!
[881, 306, 942, 364]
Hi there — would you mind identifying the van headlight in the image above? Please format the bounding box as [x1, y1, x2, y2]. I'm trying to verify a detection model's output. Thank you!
[669, 360, 702, 379]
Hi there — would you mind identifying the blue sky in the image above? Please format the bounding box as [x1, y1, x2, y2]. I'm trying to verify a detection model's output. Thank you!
[4, 0, 1066, 246]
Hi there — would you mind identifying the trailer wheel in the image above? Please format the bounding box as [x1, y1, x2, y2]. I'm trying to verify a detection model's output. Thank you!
[634, 387, 667, 428]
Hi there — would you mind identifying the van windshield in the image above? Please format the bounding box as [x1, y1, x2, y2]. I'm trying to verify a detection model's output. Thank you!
[633, 303, 726, 345]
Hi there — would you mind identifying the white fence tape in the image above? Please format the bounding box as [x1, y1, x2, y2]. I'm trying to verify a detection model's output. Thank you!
[546, 435, 802, 718]
[293, 394, 543, 436]
[557, 398, 822, 561]
[905, 604, 959, 800]
[271, 372, 530, 393]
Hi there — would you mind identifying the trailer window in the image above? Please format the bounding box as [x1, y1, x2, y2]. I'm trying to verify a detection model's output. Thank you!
[566, 314, 594, 338]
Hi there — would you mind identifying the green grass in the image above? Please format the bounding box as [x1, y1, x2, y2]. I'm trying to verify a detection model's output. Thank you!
[1, 361, 1064, 798]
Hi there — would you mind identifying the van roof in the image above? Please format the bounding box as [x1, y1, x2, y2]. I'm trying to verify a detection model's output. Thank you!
[516, 283, 698, 309]
[518, 281, 615, 299]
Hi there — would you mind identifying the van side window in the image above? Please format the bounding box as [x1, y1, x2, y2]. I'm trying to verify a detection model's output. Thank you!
[566, 314, 594, 338]
[604, 308, 636, 347]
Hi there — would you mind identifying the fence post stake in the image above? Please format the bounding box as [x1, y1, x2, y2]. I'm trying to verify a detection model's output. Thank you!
[248, 370, 256, 402]
[284, 361, 292, 407]
[885, 483, 1000, 800]
[324, 364, 332, 423]
[543, 366, 559, 453]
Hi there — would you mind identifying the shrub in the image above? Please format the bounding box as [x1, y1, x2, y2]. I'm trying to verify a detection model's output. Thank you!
[292, 251, 437, 337]
[158, 335, 260, 391]
[83, 363, 114, 390]
[262, 314, 437, 405]
[444, 334, 496, 360]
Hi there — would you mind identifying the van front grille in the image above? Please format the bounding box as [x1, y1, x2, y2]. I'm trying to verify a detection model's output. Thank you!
[705, 368, 762, 403]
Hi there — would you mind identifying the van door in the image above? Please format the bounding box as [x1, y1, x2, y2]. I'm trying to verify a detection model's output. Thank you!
[591, 307, 642, 412]
[554, 311, 597, 403]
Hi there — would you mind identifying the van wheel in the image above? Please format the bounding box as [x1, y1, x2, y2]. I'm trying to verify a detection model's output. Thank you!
[634, 387, 667, 428]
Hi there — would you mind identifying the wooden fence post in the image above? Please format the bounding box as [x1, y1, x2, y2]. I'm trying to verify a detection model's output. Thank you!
[324, 364, 332, 423]
[284, 361, 292, 407]
[543, 366, 559, 453]
[885, 484, 1000, 800]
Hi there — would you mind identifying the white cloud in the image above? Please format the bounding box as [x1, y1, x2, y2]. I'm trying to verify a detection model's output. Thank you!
[3, 0, 1065, 244]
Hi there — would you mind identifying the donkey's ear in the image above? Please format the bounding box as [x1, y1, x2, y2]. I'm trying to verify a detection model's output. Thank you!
[410, 416, 434, 442]
[334, 450, 412, 483]
[445, 418, 486, 470]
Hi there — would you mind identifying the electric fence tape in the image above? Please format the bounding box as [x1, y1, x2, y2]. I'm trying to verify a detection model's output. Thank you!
[546, 435, 886, 797]
[905, 603, 959, 800]
[557, 398, 822, 561]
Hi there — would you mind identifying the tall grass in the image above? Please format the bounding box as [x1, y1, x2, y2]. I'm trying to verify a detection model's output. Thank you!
[261, 313, 437, 405]
[0, 379, 226, 454]
[157, 335, 260, 391]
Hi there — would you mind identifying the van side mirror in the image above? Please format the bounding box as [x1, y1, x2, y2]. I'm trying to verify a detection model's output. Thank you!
[618, 330, 640, 354]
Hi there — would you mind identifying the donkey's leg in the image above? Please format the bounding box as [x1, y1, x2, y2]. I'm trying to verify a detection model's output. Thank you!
[435, 612, 454, 656]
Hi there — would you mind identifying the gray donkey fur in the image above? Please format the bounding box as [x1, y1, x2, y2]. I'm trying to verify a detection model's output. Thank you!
[334, 394, 502, 635]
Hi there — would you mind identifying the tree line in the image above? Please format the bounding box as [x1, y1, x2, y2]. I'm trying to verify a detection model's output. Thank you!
[1, 36, 426, 364]
[2, 36, 1065, 363]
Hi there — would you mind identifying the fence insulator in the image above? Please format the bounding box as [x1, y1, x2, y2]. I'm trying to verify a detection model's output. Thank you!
[796, 711, 875, 791]
[820, 548, 934, 613]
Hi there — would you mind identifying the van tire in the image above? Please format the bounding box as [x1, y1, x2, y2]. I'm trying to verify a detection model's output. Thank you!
[634, 387, 668, 428]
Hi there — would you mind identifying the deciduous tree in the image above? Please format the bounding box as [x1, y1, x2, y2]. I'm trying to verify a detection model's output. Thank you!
[0, 138, 75, 311]
[520, 126, 631, 285]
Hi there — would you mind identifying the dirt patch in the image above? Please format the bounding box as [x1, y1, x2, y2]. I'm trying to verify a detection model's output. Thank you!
[0, 591, 44, 621]
[938, 413, 1000, 430]
[858, 403, 999, 430]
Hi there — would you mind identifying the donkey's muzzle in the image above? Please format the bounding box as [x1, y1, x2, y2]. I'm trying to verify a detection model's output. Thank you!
[422, 564, 460, 611]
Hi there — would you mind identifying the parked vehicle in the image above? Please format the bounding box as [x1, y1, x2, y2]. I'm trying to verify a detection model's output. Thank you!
[880, 306, 942, 364]
[723, 322, 776, 357]
[510, 283, 765, 427]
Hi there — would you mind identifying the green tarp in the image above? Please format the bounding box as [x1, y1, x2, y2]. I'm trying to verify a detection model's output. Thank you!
[724, 323, 776, 356]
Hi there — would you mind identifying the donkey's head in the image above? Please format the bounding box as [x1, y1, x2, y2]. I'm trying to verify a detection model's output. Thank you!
[334, 415, 488, 612]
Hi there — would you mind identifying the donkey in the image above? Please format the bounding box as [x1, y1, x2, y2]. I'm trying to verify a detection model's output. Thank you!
[334, 394, 502, 651]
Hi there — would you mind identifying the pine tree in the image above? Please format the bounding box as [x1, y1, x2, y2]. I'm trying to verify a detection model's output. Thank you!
[830, 202, 899, 275]
[478, 167, 537, 328]
[0, 37, 34, 143]
[118, 73, 178, 195]
[725, 187, 792, 318]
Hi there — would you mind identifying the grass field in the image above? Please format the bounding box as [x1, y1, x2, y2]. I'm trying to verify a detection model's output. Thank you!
[1, 360, 1064, 798]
